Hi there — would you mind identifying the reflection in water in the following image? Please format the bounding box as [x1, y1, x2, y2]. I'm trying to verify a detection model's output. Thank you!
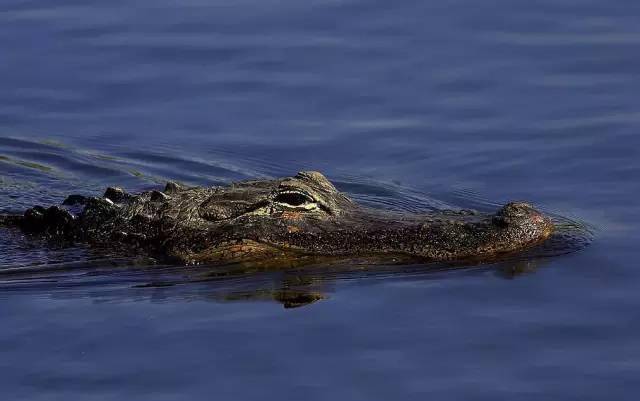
[219, 290, 327, 309]
[0, 258, 545, 309]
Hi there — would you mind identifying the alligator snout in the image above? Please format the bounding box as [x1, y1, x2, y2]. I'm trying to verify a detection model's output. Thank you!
[491, 202, 555, 247]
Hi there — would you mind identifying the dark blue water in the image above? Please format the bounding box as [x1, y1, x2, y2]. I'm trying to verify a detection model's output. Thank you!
[1, 0, 639, 399]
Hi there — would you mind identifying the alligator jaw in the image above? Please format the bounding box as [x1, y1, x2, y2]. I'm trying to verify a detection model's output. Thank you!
[191, 201, 556, 265]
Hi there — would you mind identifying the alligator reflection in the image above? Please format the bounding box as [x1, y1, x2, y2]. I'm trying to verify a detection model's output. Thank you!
[132, 268, 330, 308]
[0, 257, 548, 309]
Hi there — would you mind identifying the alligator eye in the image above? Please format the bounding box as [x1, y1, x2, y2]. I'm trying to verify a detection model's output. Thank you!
[274, 191, 316, 208]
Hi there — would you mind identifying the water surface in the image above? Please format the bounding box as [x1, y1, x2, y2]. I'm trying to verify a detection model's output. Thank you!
[1, 0, 639, 400]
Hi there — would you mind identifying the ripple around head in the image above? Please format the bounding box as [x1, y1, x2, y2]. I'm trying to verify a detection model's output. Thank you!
[112, 150, 251, 185]
[0, 136, 134, 179]
[0, 136, 260, 195]
[332, 174, 461, 213]
[522, 213, 595, 260]
[0, 162, 595, 302]
[0, 136, 65, 151]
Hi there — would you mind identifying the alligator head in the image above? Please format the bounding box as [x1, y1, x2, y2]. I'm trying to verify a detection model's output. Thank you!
[13, 171, 554, 265]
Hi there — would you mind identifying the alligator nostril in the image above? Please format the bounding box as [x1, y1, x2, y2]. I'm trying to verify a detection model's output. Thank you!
[530, 214, 544, 224]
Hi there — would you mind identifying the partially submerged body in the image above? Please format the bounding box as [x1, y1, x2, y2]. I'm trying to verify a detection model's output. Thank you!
[1, 171, 554, 266]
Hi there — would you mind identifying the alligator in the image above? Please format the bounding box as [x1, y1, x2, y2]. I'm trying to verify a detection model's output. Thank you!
[0, 171, 554, 266]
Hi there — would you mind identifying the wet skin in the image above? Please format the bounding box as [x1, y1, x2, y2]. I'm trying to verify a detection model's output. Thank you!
[1, 171, 554, 266]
